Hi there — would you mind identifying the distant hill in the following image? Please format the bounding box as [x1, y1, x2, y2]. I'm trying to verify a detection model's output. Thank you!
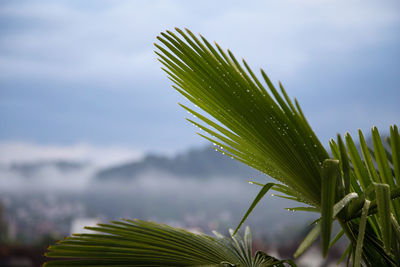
[95, 146, 262, 181]
[10, 161, 87, 177]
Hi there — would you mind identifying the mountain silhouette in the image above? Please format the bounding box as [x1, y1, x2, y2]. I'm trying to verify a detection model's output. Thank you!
[95, 146, 262, 181]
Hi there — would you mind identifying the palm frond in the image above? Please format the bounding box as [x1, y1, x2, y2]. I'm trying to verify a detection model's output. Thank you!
[45, 219, 295, 267]
[155, 28, 329, 208]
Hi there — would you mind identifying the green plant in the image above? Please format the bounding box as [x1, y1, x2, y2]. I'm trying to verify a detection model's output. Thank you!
[45, 29, 400, 266]
[45, 219, 295, 266]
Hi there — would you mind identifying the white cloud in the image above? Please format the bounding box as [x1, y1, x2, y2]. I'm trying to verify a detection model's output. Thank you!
[0, 163, 95, 192]
[0, 141, 142, 167]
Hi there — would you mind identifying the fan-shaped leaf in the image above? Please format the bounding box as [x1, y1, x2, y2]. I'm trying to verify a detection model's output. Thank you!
[46, 219, 295, 266]
[156, 28, 330, 208]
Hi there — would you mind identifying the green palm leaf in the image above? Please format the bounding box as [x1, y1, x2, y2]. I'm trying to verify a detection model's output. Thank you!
[45, 219, 295, 267]
[155, 28, 329, 208]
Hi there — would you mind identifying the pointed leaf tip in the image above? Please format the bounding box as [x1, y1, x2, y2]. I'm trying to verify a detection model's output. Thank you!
[233, 183, 275, 235]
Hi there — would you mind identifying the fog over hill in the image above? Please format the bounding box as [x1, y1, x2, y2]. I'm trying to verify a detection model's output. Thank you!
[0, 145, 264, 191]
[0, 143, 316, 243]
[95, 146, 262, 182]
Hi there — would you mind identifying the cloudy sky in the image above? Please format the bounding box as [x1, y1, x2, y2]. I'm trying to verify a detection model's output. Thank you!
[1, 0, 399, 163]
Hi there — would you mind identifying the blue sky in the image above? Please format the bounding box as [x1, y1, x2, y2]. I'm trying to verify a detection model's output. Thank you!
[1, 0, 399, 160]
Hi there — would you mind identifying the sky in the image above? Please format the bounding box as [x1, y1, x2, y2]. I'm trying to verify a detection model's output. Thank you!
[1, 0, 399, 163]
